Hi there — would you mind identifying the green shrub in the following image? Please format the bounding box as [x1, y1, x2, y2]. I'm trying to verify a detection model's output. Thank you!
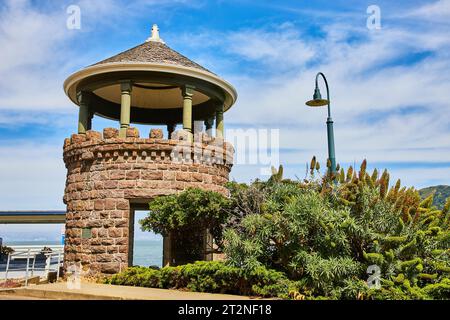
[107, 266, 160, 288]
[421, 278, 450, 299]
[106, 261, 293, 298]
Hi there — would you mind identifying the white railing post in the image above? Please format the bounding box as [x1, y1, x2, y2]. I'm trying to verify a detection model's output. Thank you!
[31, 254, 37, 277]
[5, 253, 11, 281]
[56, 252, 62, 279]
[25, 249, 30, 286]
[45, 254, 51, 277]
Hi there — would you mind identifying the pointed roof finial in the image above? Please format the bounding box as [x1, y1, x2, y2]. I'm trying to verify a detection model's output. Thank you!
[146, 24, 165, 44]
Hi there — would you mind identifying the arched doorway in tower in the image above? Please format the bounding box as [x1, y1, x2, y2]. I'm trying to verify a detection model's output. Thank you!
[128, 201, 213, 268]
[129, 204, 163, 268]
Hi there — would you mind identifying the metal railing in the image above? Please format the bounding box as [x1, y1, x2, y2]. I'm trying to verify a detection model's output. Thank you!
[3, 245, 64, 286]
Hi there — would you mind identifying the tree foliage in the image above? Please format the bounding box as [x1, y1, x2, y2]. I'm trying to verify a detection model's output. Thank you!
[140, 188, 231, 252]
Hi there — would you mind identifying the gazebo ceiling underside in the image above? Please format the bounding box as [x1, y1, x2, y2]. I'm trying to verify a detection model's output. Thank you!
[73, 70, 229, 125]
[94, 84, 210, 109]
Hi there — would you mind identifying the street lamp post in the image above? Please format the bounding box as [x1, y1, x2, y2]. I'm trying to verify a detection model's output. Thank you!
[305, 72, 337, 176]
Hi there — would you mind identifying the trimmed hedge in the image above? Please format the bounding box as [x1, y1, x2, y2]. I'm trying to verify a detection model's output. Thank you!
[105, 261, 296, 298]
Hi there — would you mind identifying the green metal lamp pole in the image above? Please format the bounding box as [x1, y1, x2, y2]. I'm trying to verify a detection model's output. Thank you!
[306, 72, 337, 175]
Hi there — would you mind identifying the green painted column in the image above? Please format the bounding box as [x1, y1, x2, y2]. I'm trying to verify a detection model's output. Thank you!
[182, 85, 195, 137]
[77, 91, 91, 134]
[215, 104, 224, 139]
[119, 81, 133, 138]
[87, 110, 94, 131]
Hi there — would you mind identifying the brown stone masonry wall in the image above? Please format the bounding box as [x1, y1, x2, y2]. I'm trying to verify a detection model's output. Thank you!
[63, 128, 233, 276]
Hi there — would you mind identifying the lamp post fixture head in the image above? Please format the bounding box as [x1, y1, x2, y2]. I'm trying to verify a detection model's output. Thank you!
[306, 86, 329, 107]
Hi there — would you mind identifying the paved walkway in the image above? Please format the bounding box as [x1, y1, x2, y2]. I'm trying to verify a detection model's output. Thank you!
[0, 282, 257, 300]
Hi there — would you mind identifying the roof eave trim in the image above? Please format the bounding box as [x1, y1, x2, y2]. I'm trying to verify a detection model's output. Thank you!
[64, 62, 238, 110]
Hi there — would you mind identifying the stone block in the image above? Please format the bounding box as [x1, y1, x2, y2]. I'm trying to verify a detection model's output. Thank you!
[114, 219, 128, 228]
[163, 171, 176, 181]
[115, 237, 127, 245]
[107, 247, 118, 254]
[109, 211, 123, 219]
[126, 171, 140, 180]
[192, 173, 204, 182]
[85, 220, 103, 228]
[94, 200, 105, 210]
[118, 245, 128, 254]
[101, 239, 115, 246]
[126, 127, 140, 138]
[64, 138, 71, 148]
[71, 134, 86, 144]
[108, 228, 122, 238]
[100, 263, 120, 274]
[109, 170, 125, 180]
[81, 151, 95, 160]
[176, 172, 192, 182]
[118, 180, 136, 189]
[104, 180, 118, 189]
[100, 211, 109, 219]
[97, 228, 108, 238]
[141, 171, 163, 180]
[105, 199, 116, 210]
[86, 130, 102, 141]
[116, 200, 129, 210]
[150, 129, 164, 139]
[172, 130, 192, 141]
[103, 128, 119, 139]
[194, 132, 212, 143]
[96, 254, 112, 263]
[91, 246, 106, 254]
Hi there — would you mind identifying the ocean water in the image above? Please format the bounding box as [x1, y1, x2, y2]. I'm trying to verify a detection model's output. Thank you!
[132, 240, 163, 267]
[6, 239, 163, 268]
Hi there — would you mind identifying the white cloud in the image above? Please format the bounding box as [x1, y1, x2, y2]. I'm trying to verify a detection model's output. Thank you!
[404, 0, 450, 23]
[0, 0, 77, 111]
[0, 143, 66, 210]
[226, 23, 316, 70]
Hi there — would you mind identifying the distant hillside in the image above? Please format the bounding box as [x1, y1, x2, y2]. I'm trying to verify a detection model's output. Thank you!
[419, 185, 450, 209]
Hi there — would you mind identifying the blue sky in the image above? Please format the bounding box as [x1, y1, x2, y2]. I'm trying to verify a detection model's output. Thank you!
[1, 0, 450, 240]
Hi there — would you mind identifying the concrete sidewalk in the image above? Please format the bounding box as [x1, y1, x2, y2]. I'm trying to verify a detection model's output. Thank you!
[0, 282, 257, 300]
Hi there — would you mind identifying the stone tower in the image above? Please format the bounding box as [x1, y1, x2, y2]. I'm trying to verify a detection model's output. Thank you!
[62, 25, 237, 276]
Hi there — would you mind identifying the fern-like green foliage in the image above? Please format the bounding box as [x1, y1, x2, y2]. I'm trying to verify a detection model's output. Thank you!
[223, 159, 450, 299]
[268, 165, 284, 183]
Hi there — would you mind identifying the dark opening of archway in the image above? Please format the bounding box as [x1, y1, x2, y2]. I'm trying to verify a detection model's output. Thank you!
[170, 230, 205, 266]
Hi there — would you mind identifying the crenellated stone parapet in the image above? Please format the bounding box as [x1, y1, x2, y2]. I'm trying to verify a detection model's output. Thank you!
[63, 128, 234, 276]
